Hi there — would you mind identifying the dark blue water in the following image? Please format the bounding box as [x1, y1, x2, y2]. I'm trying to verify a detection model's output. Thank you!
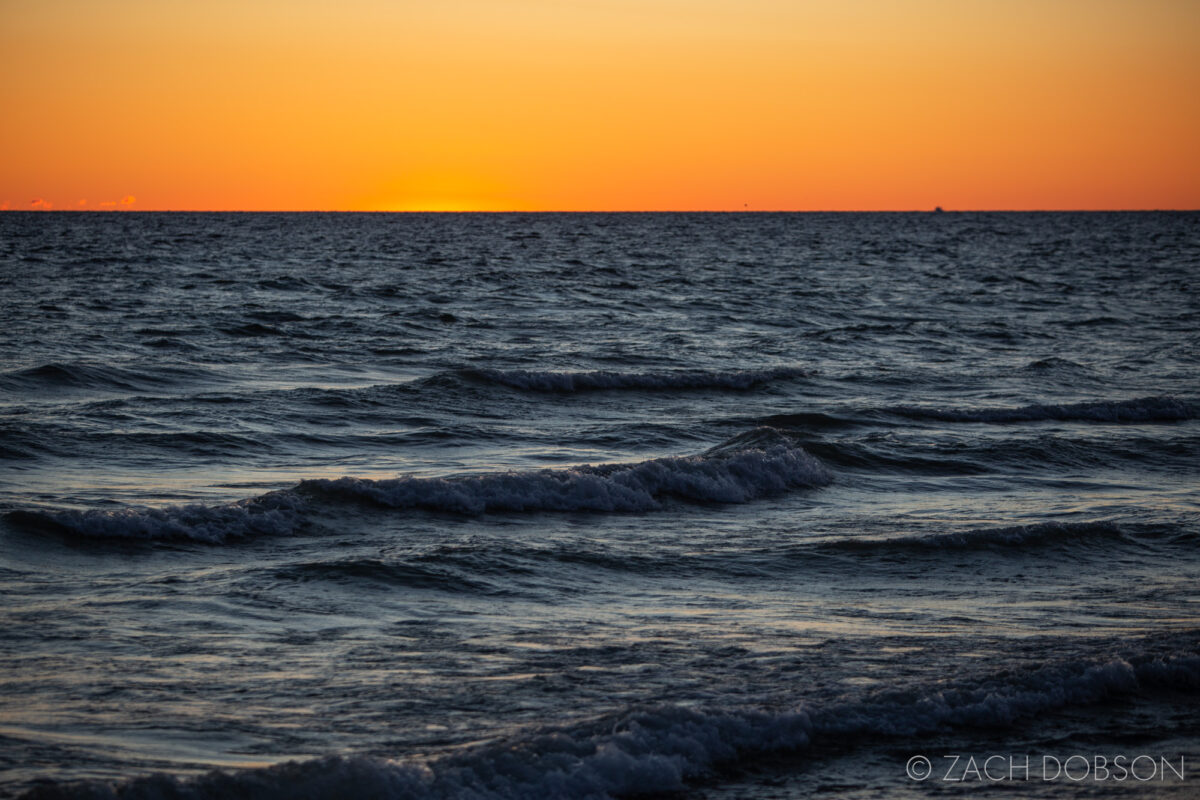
[1, 212, 1197, 798]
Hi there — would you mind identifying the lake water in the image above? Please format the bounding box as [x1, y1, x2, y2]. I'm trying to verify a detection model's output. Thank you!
[1, 211, 1197, 798]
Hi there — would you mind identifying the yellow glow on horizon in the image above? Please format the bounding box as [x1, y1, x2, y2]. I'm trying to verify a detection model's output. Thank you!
[368, 170, 523, 212]
[1, 0, 1198, 210]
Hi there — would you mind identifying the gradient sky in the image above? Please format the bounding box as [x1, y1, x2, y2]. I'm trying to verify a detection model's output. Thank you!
[2, 0, 1198, 210]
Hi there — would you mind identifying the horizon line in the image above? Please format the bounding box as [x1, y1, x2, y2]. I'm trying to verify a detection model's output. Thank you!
[4, 208, 1198, 214]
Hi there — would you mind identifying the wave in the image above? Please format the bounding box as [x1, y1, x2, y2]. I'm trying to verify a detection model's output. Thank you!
[5, 430, 830, 542]
[886, 395, 1196, 424]
[0, 362, 213, 394]
[220, 322, 284, 337]
[757, 411, 864, 430]
[6, 492, 306, 544]
[25, 644, 1200, 800]
[301, 429, 829, 514]
[759, 396, 1197, 434]
[800, 432, 1200, 476]
[1019, 356, 1090, 372]
[262, 518, 1185, 589]
[818, 521, 1133, 553]
[277, 558, 508, 596]
[454, 366, 808, 393]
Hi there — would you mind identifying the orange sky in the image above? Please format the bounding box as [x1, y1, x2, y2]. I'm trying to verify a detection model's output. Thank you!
[2, 0, 1198, 210]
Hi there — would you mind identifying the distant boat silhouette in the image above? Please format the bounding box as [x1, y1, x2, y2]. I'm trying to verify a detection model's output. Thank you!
[933, 206, 945, 213]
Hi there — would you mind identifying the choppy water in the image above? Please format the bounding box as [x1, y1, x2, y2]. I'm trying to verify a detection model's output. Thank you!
[1, 211, 1197, 799]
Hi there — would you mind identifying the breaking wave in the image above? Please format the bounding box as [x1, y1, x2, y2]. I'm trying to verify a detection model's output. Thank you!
[5, 430, 830, 542]
[24, 646, 1200, 800]
[6, 492, 307, 544]
[301, 429, 830, 513]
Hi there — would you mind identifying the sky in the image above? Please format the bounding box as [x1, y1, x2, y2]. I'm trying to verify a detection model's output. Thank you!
[2, 0, 1198, 211]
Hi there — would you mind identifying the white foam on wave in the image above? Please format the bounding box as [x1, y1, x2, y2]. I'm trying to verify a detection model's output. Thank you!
[301, 433, 830, 513]
[33, 649, 1200, 800]
[9, 492, 306, 544]
[461, 366, 808, 392]
[8, 432, 829, 541]
[891, 395, 1196, 424]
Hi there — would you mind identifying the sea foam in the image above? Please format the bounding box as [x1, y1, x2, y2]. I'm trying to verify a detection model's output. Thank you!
[7, 492, 307, 544]
[301, 430, 830, 513]
[25, 649, 1199, 800]
[7, 431, 830, 542]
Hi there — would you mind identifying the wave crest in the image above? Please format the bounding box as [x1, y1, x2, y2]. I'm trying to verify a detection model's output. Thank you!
[456, 366, 808, 393]
[5, 432, 830, 542]
[0, 362, 209, 393]
[7, 492, 306, 544]
[890, 395, 1195, 424]
[26, 649, 1200, 800]
[821, 521, 1129, 553]
[301, 431, 830, 514]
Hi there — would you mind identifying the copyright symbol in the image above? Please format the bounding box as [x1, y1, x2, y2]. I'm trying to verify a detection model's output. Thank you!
[907, 755, 932, 781]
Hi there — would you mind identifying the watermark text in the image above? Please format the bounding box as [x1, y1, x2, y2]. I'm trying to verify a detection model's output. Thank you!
[906, 754, 1185, 783]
